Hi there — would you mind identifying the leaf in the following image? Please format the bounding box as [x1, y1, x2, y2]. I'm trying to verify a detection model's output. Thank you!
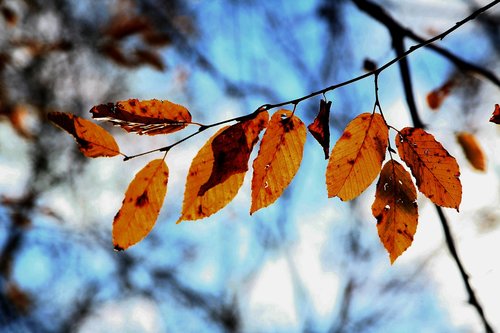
[178, 111, 269, 222]
[47, 112, 120, 157]
[426, 79, 454, 110]
[326, 113, 388, 201]
[396, 127, 462, 210]
[308, 99, 331, 159]
[456, 132, 486, 172]
[90, 99, 192, 135]
[372, 160, 418, 264]
[490, 104, 500, 124]
[113, 159, 168, 250]
[134, 48, 165, 71]
[251, 110, 306, 214]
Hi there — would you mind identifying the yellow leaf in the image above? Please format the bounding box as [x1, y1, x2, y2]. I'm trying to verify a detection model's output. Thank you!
[251, 110, 306, 214]
[456, 132, 486, 172]
[326, 113, 388, 201]
[396, 127, 462, 210]
[113, 159, 168, 250]
[91, 99, 192, 135]
[372, 160, 418, 264]
[178, 111, 269, 222]
[47, 112, 120, 157]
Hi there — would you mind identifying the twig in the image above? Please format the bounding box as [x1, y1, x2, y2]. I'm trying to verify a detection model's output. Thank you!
[354, 1, 495, 331]
[124, 0, 499, 161]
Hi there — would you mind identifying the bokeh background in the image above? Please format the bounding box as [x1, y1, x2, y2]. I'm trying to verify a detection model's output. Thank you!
[0, 0, 499, 332]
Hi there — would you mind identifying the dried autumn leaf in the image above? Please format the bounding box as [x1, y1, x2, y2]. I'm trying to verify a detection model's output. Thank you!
[308, 99, 331, 159]
[90, 99, 192, 135]
[396, 127, 462, 210]
[134, 48, 165, 71]
[490, 104, 500, 124]
[426, 80, 454, 110]
[178, 111, 269, 222]
[251, 110, 306, 214]
[326, 113, 388, 201]
[372, 160, 418, 264]
[47, 112, 120, 157]
[456, 132, 486, 172]
[104, 16, 150, 40]
[113, 159, 168, 250]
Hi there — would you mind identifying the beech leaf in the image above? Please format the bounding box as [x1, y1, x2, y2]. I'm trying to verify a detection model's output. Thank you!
[372, 160, 418, 264]
[490, 104, 500, 124]
[113, 159, 168, 250]
[396, 127, 462, 210]
[48, 112, 120, 157]
[251, 110, 306, 214]
[326, 113, 388, 201]
[307, 99, 331, 159]
[90, 99, 192, 135]
[178, 111, 269, 222]
[456, 132, 486, 172]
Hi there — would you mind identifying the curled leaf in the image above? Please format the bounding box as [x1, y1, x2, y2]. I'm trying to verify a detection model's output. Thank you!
[48, 112, 120, 157]
[396, 127, 462, 210]
[91, 99, 192, 135]
[489, 104, 500, 124]
[178, 111, 269, 222]
[456, 132, 486, 172]
[308, 99, 331, 159]
[113, 159, 168, 250]
[372, 160, 418, 264]
[326, 113, 388, 201]
[251, 110, 306, 214]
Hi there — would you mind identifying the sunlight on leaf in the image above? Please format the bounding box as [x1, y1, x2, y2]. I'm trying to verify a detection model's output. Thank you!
[372, 160, 418, 264]
[113, 159, 168, 250]
[178, 111, 269, 222]
[308, 99, 331, 159]
[90, 99, 192, 135]
[326, 113, 388, 201]
[396, 127, 461, 210]
[456, 132, 486, 172]
[251, 110, 306, 214]
[48, 112, 120, 157]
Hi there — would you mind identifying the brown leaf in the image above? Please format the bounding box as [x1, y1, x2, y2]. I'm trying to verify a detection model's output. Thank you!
[1, 6, 17, 26]
[90, 99, 192, 135]
[48, 112, 120, 157]
[113, 159, 168, 250]
[99, 42, 134, 68]
[134, 48, 165, 71]
[372, 160, 418, 264]
[426, 80, 454, 110]
[326, 113, 388, 201]
[308, 99, 331, 159]
[251, 110, 306, 214]
[456, 132, 486, 172]
[489, 104, 500, 124]
[396, 127, 462, 210]
[178, 111, 269, 222]
[103, 16, 150, 40]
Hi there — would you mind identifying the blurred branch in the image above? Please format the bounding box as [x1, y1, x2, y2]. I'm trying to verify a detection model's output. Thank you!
[352, 1, 495, 331]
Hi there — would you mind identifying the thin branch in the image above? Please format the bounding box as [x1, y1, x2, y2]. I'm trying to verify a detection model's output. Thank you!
[124, 0, 498, 161]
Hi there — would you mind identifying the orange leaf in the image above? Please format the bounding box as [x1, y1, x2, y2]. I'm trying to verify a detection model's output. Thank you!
[90, 99, 192, 135]
[396, 128, 462, 210]
[490, 104, 500, 124]
[456, 132, 486, 172]
[251, 110, 306, 214]
[426, 79, 454, 110]
[47, 112, 120, 157]
[372, 160, 418, 264]
[178, 111, 269, 222]
[308, 99, 331, 159]
[113, 159, 168, 250]
[326, 113, 388, 201]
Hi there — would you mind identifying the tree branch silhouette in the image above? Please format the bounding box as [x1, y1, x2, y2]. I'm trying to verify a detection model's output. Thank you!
[352, 0, 495, 331]
[123, 0, 499, 161]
